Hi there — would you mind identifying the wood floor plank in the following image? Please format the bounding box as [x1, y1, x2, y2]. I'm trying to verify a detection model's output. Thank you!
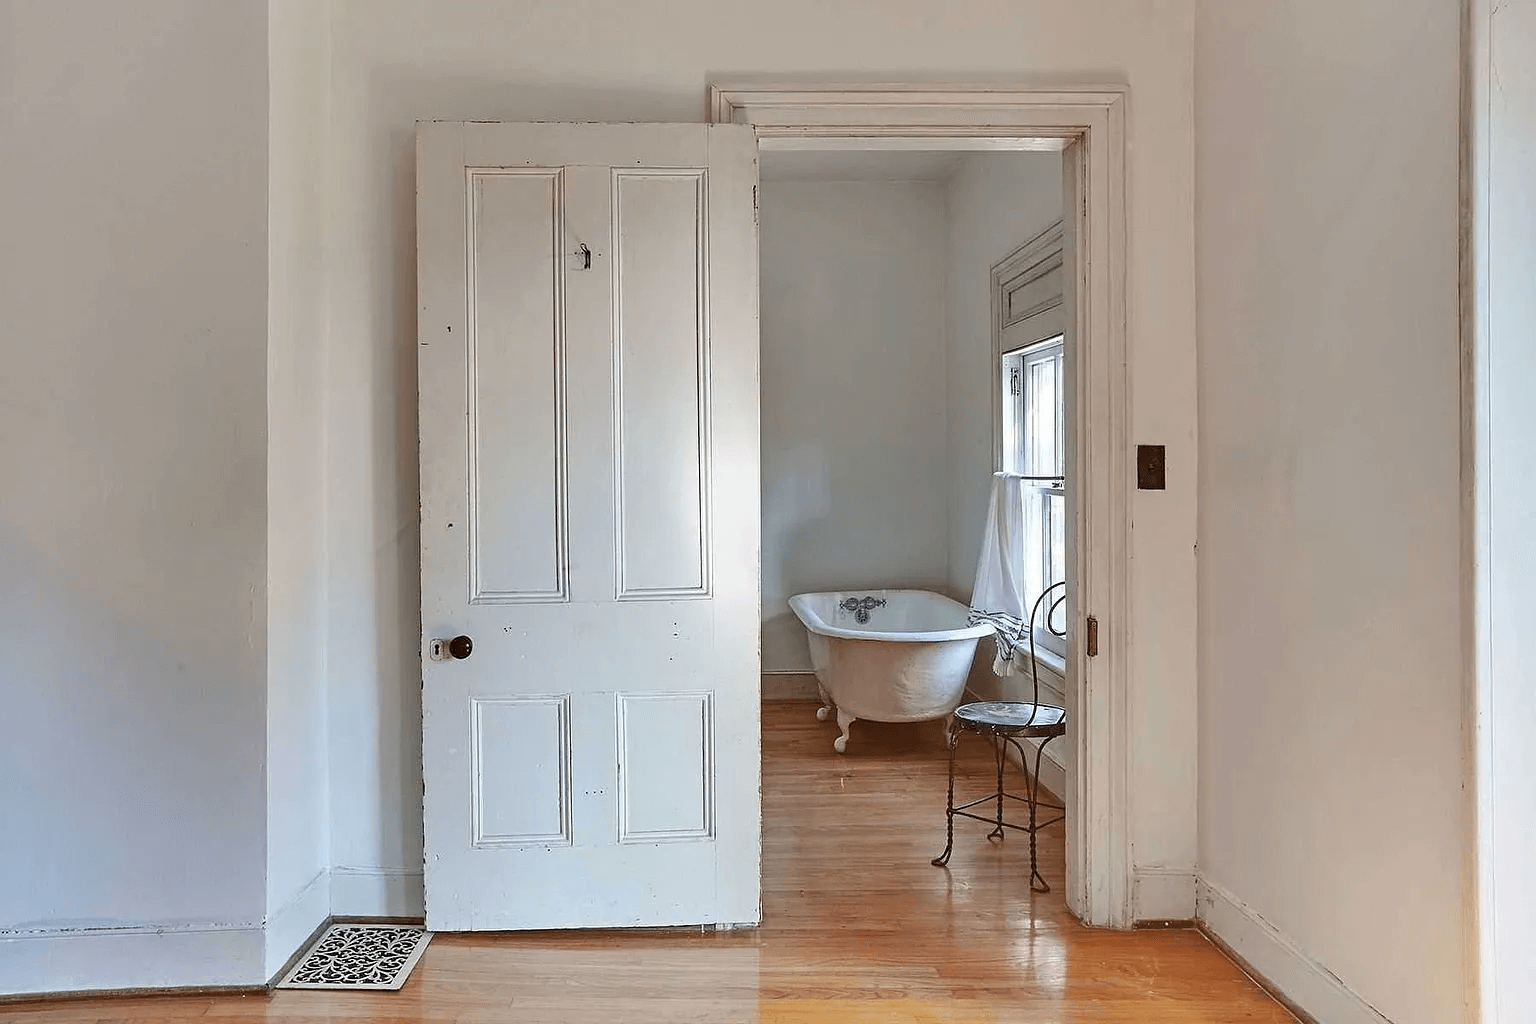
[1, 701, 1294, 1022]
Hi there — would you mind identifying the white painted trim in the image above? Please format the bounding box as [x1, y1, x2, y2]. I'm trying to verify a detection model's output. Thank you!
[1197, 877, 1394, 1024]
[711, 83, 1133, 929]
[1032, 645, 1067, 680]
[264, 869, 331, 980]
[1132, 867, 1196, 922]
[0, 923, 266, 995]
[709, 84, 1128, 136]
[1464, 5, 1493, 1024]
[992, 220, 1067, 478]
[330, 867, 425, 919]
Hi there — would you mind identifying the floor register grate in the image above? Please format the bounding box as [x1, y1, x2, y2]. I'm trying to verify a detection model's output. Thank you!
[277, 923, 432, 991]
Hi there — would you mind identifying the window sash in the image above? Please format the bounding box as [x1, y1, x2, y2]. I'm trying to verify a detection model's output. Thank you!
[1002, 336, 1064, 480]
[1023, 484, 1066, 657]
[1002, 335, 1067, 657]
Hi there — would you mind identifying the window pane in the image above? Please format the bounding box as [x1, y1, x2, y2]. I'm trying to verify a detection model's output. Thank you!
[1049, 491, 1065, 589]
[1023, 485, 1044, 620]
[1025, 356, 1054, 476]
[1002, 354, 1024, 474]
[1020, 344, 1064, 479]
[1005, 338, 1066, 651]
[1051, 350, 1065, 473]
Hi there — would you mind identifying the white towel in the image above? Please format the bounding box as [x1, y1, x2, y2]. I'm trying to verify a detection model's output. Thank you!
[968, 472, 1038, 676]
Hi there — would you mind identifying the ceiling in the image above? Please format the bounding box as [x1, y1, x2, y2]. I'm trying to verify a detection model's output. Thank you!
[758, 149, 967, 183]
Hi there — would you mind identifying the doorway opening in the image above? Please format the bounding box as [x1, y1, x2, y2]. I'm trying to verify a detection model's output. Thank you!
[755, 142, 1075, 889]
[715, 85, 1131, 927]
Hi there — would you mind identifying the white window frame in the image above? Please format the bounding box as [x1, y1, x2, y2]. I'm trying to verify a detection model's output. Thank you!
[993, 222, 1068, 659]
[1002, 335, 1067, 658]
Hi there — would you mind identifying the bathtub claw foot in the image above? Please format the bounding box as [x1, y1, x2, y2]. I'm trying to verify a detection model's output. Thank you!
[834, 709, 855, 754]
[816, 705, 831, 722]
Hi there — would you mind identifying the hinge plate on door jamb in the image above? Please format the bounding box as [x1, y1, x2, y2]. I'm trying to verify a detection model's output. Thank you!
[1086, 616, 1099, 658]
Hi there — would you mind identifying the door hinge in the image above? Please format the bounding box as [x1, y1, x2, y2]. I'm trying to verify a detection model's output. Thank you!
[1086, 615, 1099, 658]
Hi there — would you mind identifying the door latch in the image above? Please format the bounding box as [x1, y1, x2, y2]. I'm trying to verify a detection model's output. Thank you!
[429, 635, 474, 661]
[1086, 616, 1099, 658]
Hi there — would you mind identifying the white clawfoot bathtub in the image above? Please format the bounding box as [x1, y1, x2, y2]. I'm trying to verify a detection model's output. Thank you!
[788, 590, 993, 754]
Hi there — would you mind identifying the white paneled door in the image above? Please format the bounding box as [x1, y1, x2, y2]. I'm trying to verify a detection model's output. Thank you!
[417, 122, 761, 931]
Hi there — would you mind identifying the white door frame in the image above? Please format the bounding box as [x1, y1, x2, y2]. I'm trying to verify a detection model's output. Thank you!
[711, 84, 1131, 928]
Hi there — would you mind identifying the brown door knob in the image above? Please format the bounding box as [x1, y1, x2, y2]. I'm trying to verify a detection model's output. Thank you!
[448, 635, 473, 660]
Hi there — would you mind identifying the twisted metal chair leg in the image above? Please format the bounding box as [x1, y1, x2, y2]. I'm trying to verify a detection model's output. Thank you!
[931, 727, 959, 867]
[1028, 736, 1053, 893]
[988, 735, 1007, 841]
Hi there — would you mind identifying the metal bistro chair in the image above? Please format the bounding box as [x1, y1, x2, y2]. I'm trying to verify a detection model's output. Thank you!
[931, 580, 1068, 892]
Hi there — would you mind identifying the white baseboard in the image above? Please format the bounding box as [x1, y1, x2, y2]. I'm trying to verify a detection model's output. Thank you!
[264, 869, 331, 980]
[1197, 877, 1394, 1024]
[1, 866, 422, 996]
[762, 672, 819, 700]
[0, 922, 265, 996]
[330, 866, 425, 919]
[1132, 866, 1196, 921]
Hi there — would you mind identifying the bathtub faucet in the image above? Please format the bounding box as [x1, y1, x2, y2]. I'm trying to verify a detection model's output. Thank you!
[839, 596, 886, 624]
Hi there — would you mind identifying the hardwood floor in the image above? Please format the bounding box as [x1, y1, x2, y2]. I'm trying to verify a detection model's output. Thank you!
[1, 701, 1294, 1023]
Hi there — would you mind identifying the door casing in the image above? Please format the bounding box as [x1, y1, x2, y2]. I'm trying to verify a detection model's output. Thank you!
[711, 84, 1132, 928]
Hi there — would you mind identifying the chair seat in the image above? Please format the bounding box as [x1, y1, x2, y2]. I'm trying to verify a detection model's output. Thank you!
[955, 700, 1066, 732]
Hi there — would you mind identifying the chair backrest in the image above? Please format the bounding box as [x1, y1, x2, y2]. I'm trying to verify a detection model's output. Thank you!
[1026, 580, 1068, 718]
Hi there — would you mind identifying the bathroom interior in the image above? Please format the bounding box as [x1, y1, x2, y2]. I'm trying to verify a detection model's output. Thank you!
[757, 145, 1071, 796]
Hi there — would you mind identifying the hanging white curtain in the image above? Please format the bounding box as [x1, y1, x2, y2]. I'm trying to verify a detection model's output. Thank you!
[968, 472, 1047, 676]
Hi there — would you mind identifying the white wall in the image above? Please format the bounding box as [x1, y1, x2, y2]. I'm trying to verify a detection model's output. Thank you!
[1195, 3, 1464, 1022]
[942, 152, 1071, 790]
[0, 0, 271, 992]
[943, 153, 1063, 600]
[1471, 3, 1536, 1022]
[324, 0, 1199, 918]
[266, 0, 333, 976]
[0, 0, 1493, 1009]
[759, 181, 950, 673]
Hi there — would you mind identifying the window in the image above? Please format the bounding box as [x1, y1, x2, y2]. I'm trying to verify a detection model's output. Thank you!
[1002, 335, 1066, 655]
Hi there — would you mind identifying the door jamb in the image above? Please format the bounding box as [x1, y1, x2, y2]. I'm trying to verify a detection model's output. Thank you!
[710, 83, 1132, 928]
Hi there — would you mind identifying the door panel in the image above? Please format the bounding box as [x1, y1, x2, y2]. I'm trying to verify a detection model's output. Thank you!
[470, 696, 571, 847]
[466, 169, 568, 603]
[617, 691, 713, 842]
[612, 171, 710, 598]
[418, 121, 761, 932]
